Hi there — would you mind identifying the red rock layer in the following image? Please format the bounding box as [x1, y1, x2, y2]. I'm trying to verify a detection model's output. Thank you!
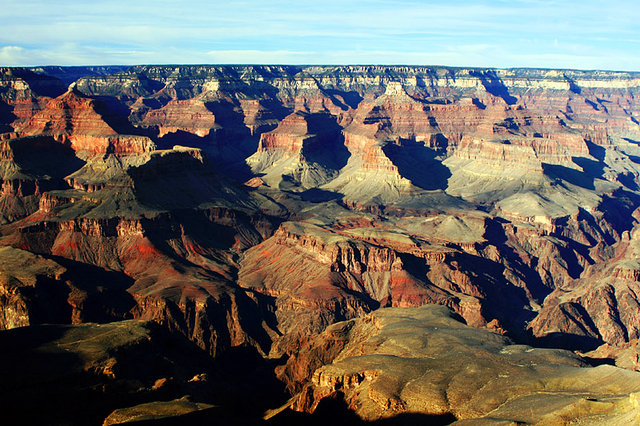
[239, 99, 282, 135]
[18, 88, 155, 155]
[529, 226, 640, 348]
[237, 222, 458, 353]
[11, 203, 279, 357]
[138, 98, 217, 137]
[2, 65, 640, 388]
[257, 111, 311, 154]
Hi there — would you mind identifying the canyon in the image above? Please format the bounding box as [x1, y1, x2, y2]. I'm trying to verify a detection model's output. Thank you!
[1, 65, 640, 424]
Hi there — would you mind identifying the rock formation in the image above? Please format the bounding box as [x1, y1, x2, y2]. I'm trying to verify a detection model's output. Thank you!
[287, 305, 640, 424]
[0, 320, 216, 425]
[1, 64, 640, 423]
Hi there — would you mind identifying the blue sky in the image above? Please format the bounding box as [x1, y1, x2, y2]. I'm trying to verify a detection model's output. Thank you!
[1, 0, 639, 70]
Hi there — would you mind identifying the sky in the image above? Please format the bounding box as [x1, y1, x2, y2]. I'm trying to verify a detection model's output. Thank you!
[1, 0, 639, 71]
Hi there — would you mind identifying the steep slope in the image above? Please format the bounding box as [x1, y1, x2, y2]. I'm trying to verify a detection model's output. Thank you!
[1, 64, 640, 424]
[8, 146, 284, 357]
[247, 111, 348, 189]
[530, 221, 640, 350]
[17, 86, 154, 156]
[0, 135, 83, 222]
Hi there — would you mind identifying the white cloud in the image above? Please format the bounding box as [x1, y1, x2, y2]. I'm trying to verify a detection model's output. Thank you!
[2, 44, 640, 71]
[0, 46, 29, 65]
[0, 0, 638, 70]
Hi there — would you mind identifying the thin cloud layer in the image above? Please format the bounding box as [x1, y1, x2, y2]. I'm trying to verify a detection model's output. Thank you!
[1, 0, 638, 70]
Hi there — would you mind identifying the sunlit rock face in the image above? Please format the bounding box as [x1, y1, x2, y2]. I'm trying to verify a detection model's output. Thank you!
[1, 65, 640, 424]
[290, 305, 640, 423]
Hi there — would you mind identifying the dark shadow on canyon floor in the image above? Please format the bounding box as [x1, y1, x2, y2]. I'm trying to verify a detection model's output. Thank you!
[267, 392, 457, 426]
[528, 331, 604, 352]
[300, 187, 344, 202]
[383, 142, 451, 191]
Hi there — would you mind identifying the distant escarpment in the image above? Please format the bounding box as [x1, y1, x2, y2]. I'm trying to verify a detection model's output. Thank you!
[1, 64, 640, 424]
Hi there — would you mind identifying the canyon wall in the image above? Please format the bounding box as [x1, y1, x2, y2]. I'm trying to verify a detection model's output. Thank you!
[2, 64, 640, 423]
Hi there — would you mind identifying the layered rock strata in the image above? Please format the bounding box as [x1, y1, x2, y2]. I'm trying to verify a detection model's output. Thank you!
[0, 65, 640, 423]
[289, 305, 640, 424]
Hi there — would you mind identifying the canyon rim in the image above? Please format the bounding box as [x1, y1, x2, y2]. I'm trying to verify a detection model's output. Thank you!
[1, 64, 640, 424]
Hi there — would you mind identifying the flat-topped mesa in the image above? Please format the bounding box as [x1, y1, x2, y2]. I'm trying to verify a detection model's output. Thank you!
[256, 111, 343, 154]
[450, 134, 590, 175]
[256, 111, 313, 154]
[247, 110, 349, 188]
[17, 86, 155, 156]
[453, 138, 545, 173]
[135, 98, 218, 138]
[289, 305, 640, 423]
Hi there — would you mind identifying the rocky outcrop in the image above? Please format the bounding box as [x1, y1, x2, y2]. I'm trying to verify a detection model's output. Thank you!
[0, 320, 218, 426]
[12, 192, 280, 355]
[135, 98, 218, 137]
[1, 64, 640, 424]
[0, 126, 284, 360]
[0, 246, 68, 329]
[529, 225, 640, 350]
[247, 111, 347, 188]
[102, 396, 214, 425]
[0, 135, 85, 222]
[238, 216, 547, 355]
[17, 87, 155, 155]
[288, 305, 640, 423]
[238, 221, 458, 352]
[0, 246, 136, 329]
[4, 64, 636, 208]
[0, 68, 68, 132]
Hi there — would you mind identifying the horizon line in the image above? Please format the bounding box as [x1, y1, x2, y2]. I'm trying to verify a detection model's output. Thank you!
[7, 63, 640, 74]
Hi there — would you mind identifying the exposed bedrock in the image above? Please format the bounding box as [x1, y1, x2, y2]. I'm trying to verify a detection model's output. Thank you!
[10, 204, 280, 357]
[287, 305, 640, 424]
[0, 64, 640, 423]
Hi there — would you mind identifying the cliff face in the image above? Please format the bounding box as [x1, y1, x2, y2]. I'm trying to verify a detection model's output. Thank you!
[2, 64, 640, 423]
[16, 87, 155, 156]
[529, 225, 640, 349]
